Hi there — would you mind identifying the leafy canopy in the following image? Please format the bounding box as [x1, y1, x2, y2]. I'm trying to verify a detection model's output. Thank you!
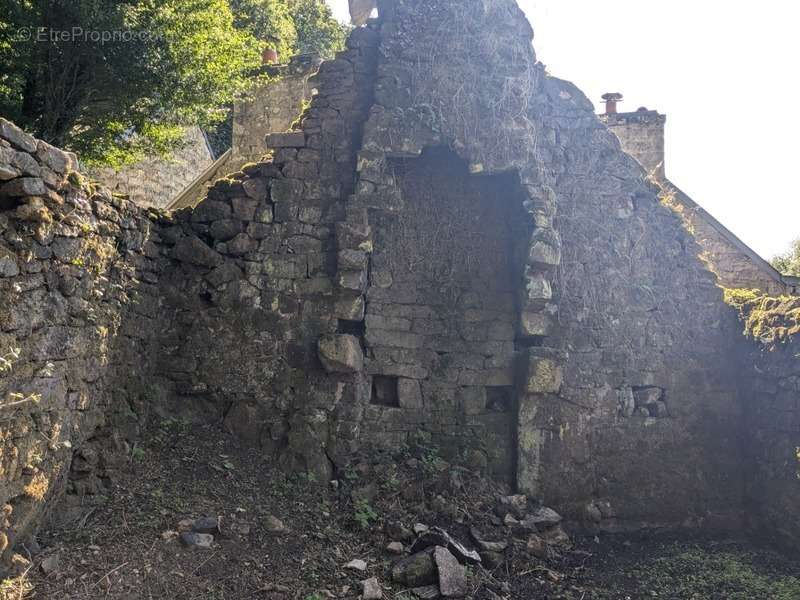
[0, 0, 346, 167]
[771, 238, 800, 277]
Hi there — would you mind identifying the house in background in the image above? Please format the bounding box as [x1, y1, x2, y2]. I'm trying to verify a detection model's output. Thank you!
[600, 93, 798, 296]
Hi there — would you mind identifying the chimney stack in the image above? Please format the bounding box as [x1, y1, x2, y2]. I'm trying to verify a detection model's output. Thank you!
[602, 92, 624, 115]
[599, 93, 667, 181]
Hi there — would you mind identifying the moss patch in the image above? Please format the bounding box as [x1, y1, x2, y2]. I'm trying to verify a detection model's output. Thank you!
[724, 288, 800, 345]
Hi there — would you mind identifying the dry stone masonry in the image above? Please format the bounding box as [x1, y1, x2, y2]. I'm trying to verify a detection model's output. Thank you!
[1, 0, 799, 571]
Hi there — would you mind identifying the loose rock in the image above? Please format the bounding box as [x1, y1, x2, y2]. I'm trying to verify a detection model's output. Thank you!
[411, 527, 481, 565]
[434, 546, 468, 598]
[265, 515, 287, 535]
[361, 577, 382, 600]
[180, 532, 214, 549]
[391, 550, 437, 587]
[192, 516, 220, 535]
[345, 558, 367, 572]
[386, 541, 404, 555]
[40, 553, 59, 575]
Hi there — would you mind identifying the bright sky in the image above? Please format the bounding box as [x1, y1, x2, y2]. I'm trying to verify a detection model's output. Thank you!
[326, 0, 800, 260]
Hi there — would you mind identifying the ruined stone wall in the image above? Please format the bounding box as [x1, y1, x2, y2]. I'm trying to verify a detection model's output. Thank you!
[539, 86, 745, 531]
[2, 0, 794, 563]
[170, 57, 321, 211]
[730, 295, 800, 545]
[361, 148, 529, 483]
[342, 0, 745, 534]
[151, 28, 380, 480]
[0, 118, 170, 566]
[88, 126, 214, 209]
[232, 57, 321, 163]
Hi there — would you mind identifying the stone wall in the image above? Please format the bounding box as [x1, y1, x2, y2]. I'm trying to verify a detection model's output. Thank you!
[233, 56, 322, 164]
[3, 0, 800, 567]
[88, 126, 213, 209]
[731, 295, 800, 546]
[541, 89, 745, 531]
[169, 56, 321, 210]
[361, 148, 530, 483]
[0, 118, 170, 566]
[151, 28, 380, 479]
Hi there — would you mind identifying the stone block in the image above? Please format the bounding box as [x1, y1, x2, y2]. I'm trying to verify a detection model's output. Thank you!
[523, 269, 553, 307]
[525, 348, 563, 394]
[334, 293, 365, 321]
[318, 334, 364, 373]
[269, 178, 303, 203]
[0, 177, 46, 197]
[398, 378, 423, 409]
[519, 310, 555, 337]
[337, 269, 367, 292]
[253, 205, 274, 224]
[365, 329, 424, 350]
[191, 200, 231, 223]
[266, 131, 306, 148]
[365, 314, 411, 331]
[338, 249, 368, 270]
[336, 220, 371, 249]
[35, 140, 72, 174]
[0, 162, 19, 181]
[0, 118, 37, 153]
[172, 235, 223, 268]
[633, 387, 662, 407]
[242, 178, 268, 201]
[231, 197, 258, 221]
[527, 228, 561, 268]
[209, 219, 243, 241]
[459, 387, 486, 416]
[226, 233, 256, 256]
[0, 254, 19, 277]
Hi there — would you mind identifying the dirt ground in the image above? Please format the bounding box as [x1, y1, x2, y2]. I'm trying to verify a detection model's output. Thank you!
[3, 420, 798, 600]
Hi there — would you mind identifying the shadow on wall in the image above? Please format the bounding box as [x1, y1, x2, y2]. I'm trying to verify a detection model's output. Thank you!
[359, 146, 532, 485]
[0, 118, 172, 569]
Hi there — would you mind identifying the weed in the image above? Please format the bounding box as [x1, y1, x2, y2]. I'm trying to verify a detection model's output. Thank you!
[627, 545, 800, 600]
[353, 498, 378, 530]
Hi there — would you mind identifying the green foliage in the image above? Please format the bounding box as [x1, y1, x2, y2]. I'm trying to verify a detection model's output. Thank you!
[772, 238, 800, 277]
[353, 497, 377, 529]
[0, 0, 345, 166]
[0, 0, 261, 167]
[229, 0, 296, 55]
[628, 545, 800, 600]
[288, 0, 348, 58]
[723, 288, 800, 345]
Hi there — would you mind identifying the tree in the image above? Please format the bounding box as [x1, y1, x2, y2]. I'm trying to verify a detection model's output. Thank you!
[771, 239, 800, 277]
[228, 0, 347, 59]
[0, 0, 347, 167]
[0, 0, 261, 167]
[289, 0, 348, 58]
[228, 0, 297, 58]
